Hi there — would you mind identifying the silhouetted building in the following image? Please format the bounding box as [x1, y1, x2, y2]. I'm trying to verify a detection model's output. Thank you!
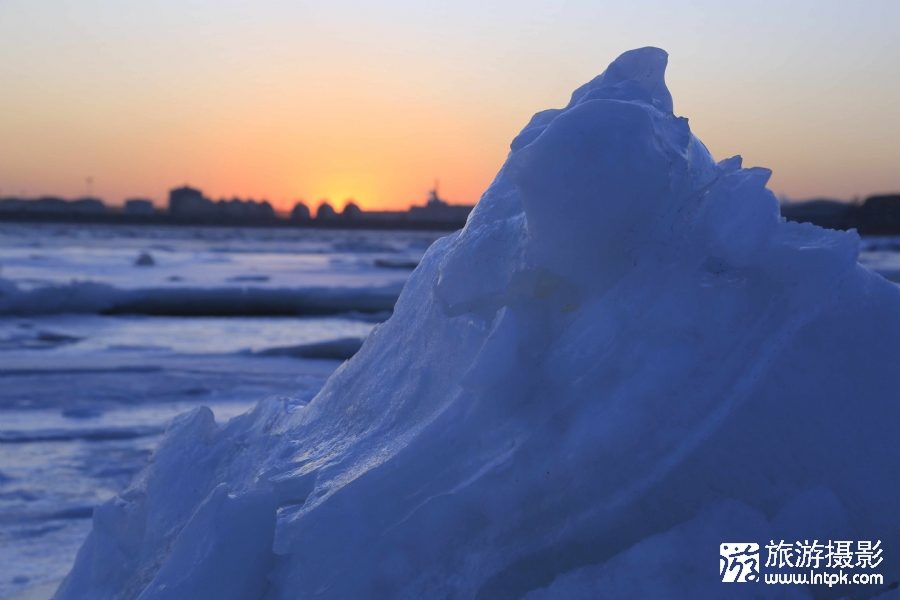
[362, 210, 408, 222]
[316, 202, 337, 220]
[780, 194, 900, 234]
[30, 197, 70, 213]
[0, 196, 106, 214]
[167, 189, 276, 222]
[169, 186, 214, 216]
[291, 202, 311, 220]
[245, 200, 275, 219]
[71, 198, 106, 213]
[0, 198, 29, 212]
[780, 199, 853, 231]
[857, 195, 900, 235]
[218, 198, 247, 218]
[408, 188, 473, 223]
[125, 199, 155, 215]
[342, 201, 363, 220]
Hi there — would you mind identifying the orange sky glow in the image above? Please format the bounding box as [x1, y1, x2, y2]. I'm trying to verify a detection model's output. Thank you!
[1, 1, 898, 213]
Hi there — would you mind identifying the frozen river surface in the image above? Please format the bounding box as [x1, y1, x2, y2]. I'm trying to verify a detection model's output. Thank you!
[0, 222, 896, 598]
[0, 223, 444, 598]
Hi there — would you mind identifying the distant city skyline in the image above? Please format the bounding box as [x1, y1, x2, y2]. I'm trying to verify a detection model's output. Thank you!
[0, 183, 476, 230]
[1, 1, 899, 212]
[0, 185, 466, 214]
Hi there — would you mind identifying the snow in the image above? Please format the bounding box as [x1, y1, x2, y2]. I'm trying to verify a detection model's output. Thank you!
[53, 47, 900, 599]
[0, 225, 438, 316]
[0, 350, 338, 599]
[0, 314, 376, 359]
[0, 312, 371, 598]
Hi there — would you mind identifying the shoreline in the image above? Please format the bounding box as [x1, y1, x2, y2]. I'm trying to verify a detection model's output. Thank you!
[0, 212, 466, 232]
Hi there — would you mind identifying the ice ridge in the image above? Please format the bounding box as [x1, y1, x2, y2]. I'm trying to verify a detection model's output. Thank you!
[54, 47, 900, 600]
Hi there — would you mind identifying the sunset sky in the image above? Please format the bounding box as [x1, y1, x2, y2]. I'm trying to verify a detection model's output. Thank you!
[1, 0, 898, 212]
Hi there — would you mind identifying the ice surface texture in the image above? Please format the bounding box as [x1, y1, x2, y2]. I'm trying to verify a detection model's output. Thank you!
[55, 48, 900, 600]
[0, 225, 437, 316]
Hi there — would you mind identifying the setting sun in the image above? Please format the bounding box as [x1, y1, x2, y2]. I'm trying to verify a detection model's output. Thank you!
[1, 2, 899, 211]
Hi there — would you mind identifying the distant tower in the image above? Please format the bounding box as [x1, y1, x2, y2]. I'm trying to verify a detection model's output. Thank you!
[427, 179, 447, 208]
[86, 176, 93, 197]
[169, 185, 212, 216]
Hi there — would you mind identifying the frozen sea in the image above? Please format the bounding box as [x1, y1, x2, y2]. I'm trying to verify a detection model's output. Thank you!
[0, 223, 444, 599]
[0, 223, 898, 599]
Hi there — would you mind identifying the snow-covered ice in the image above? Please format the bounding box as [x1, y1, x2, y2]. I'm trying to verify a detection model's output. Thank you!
[53, 48, 900, 599]
[0, 225, 440, 316]
[0, 322, 358, 598]
[0, 225, 405, 597]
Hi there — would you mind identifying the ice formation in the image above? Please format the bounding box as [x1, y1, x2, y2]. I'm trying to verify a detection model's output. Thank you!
[55, 48, 900, 599]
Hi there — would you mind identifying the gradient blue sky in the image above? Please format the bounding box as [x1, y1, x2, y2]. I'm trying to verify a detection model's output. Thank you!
[1, 0, 898, 210]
